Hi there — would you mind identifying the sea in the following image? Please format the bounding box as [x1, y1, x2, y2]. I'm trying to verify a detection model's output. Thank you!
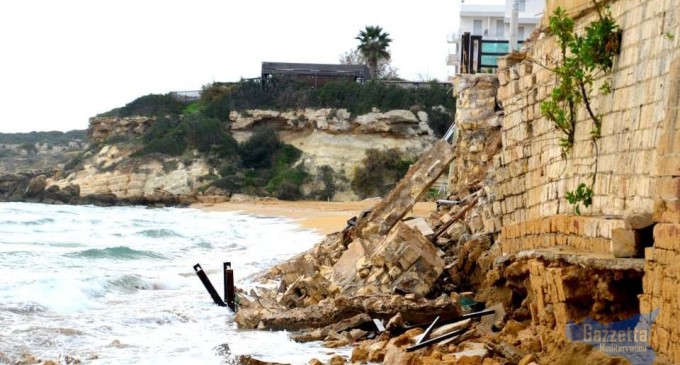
[0, 202, 349, 365]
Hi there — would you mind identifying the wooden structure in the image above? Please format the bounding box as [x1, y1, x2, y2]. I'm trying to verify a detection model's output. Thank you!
[261, 62, 371, 87]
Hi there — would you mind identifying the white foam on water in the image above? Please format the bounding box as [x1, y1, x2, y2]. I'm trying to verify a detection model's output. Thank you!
[0, 202, 345, 364]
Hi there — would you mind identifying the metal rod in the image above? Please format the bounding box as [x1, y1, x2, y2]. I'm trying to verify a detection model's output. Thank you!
[416, 316, 440, 345]
[223, 262, 235, 311]
[193, 263, 226, 307]
[404, 308, 496, 330]
[406, 328, 467, 352]
[432, 197, 479, 242]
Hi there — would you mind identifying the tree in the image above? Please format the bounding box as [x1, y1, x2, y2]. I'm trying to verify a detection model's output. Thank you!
[339, 48, 400, 80]
[355, 26, 392, 80]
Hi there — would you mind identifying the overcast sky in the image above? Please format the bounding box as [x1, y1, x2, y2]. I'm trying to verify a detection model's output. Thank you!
[0, 0, 471, 133]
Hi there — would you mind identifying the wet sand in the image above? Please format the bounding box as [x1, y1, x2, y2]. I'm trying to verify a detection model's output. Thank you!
[192, 199, 436, 235]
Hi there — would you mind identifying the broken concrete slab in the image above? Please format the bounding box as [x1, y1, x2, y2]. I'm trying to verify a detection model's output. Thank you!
[247, 294, 458, 331]
[403, 217, 435, 237]
[337, 221, 444, 297]
[512, 247, 645, 272]
[354, 140, 456, 242]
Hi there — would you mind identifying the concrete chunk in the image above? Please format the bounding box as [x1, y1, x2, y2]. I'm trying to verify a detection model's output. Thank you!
[404, 217, 435, 237]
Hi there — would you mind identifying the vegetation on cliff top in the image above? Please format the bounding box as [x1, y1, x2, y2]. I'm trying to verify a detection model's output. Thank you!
[0, 130, 86, 146]
[200, 78, 454, 137]
[89, 76, 453, 200]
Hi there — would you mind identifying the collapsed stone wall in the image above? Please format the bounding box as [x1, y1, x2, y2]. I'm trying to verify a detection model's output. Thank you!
[447, 75, 504, 236]
[450, 0, 680, 362]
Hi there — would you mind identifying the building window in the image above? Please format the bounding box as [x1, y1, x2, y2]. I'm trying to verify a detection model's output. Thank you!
[517, 0, 526, 12]
[496, 20, 504, 37]
[518, 26, 525, 40]
[472, 20, 483, 35]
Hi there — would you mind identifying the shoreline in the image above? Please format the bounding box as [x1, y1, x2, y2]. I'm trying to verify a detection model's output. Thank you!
[191, 199, 437, 235]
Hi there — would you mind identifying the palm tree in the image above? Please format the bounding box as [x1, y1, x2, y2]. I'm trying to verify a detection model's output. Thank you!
[356, 26, 392, 80]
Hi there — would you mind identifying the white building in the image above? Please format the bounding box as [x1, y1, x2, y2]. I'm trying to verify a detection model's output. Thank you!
[447, 0, 544, 79]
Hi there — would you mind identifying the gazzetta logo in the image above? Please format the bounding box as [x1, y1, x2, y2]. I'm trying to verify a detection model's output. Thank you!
[565, 310, 658, 365]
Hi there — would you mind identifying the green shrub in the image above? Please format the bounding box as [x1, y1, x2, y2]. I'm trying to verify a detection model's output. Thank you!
[182, 102, 203, 115]
[316, 81, 360, 108]
[136, 116, 186, 156]
[180, 114, 237, 156]
[313, 165, 338, 201]
[238, 127, 281, 169]
[135, 115, 236, 157]
[351, 148, 412, 199]
[266, 166, 308, 200]
[414, 81, 455, 109]
[210, 174, 245, 193]
[200, 78, 454, 117]
[200, 83, 239, 120]
[271, 144, 302, 173]
[427, 107, 453, 138]
[118, 94, 187, 117]
[142, 116, 181, 143]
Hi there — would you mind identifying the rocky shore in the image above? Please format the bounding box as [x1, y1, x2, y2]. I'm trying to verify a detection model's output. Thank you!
[0, 170, 228, 207]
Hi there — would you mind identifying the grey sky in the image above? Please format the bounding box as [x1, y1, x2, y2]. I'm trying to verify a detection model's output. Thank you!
[0, 0, 459, 133]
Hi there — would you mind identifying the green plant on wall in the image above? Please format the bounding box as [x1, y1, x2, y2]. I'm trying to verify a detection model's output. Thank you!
[565, 182, 594, 215]
[539, 1, 620, 214]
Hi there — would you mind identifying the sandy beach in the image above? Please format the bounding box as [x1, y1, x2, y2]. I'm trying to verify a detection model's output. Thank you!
[192, 199, 437, 235]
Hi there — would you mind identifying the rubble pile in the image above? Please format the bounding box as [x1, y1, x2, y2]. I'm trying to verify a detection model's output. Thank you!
[231, 137, 629, 365]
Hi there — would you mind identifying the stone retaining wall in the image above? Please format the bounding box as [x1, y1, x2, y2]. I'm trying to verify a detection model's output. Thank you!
[452, 0, 680, 361]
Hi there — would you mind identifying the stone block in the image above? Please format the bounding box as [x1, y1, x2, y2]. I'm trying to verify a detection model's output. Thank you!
[654, 223, 680, 250]
[404, 218, 435, 237]
[611, 228, 640, 257]
[624, 212, 655, 229]
[446, 221, 469, 242]
[657, 156, 680, 177]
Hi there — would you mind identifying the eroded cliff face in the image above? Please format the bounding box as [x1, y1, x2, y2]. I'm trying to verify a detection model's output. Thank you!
[231, 108, 436, 186]
[80, 108, 441, 201]
[52, 144, 211, 199]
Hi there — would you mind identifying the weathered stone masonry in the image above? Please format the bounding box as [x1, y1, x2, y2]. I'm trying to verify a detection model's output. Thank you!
[451, 0, 680, 362]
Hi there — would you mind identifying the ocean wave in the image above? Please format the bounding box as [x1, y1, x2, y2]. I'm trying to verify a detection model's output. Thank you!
[66, 246, 167, 260]
[224, 242, 246, 251]
[195, 241, 214, 249]
[0, 303, 47, 314]
[0, 217, 55, 226]
[135, 229, 183, 238]
[107, 274, 175, 291]
[3, 277, 108, 313]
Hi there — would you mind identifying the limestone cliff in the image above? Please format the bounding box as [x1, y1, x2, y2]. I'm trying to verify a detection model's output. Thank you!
[65, 107, 442, 201]
[52, 144, 211, 198]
